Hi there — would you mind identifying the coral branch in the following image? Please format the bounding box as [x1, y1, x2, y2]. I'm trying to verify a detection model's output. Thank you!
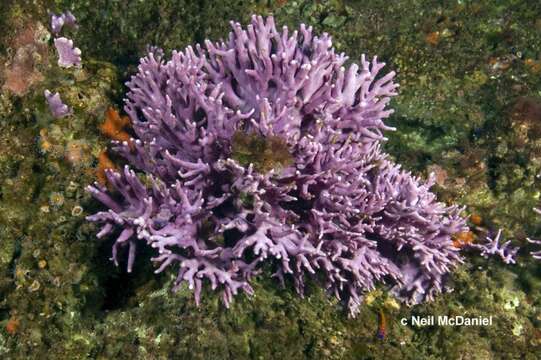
[44, 89, 71, 118]
[50, 11, 77, 34]
[54, 37, 81, 68]
[468, 229, 518, 264]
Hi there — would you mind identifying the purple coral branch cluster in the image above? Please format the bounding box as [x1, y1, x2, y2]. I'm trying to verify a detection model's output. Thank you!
[468, 229, 519, 264]
[50, 11, 81, 68]
[527, 238, 541, 260]
[527, 208, 541, 260]
[50, 10, 77, 34]
[54, 37, 82, 68]
[86, 15, 468, 316]
[45, 11, 80, 118]
[44, 89, 71, 118]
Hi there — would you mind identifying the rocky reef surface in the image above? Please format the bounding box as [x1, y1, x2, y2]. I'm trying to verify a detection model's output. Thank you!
[0, 1, 540, 359]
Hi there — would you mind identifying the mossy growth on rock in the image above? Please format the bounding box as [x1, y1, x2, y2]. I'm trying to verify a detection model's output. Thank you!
[0, 0, 541, 359]
[231, 131, 294, 173]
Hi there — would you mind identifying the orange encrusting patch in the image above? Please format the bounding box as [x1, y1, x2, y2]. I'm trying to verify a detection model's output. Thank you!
[425, 31, 440, 46]
[96, 150, 117, 186]
[96, 107, 134, 186]
[470, 214, 482, 226]
[452, 231, 475, 248]
[525, 58, 541, 74]
[99, 107, 133, 147]
[5, 316, 19, 335]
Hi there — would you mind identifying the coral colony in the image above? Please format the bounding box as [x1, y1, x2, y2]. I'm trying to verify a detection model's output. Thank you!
[50, 11, 81, 68]
[527, 208, 541, 260]
[50, 10, 78, 35]
[86, 15, 469, 316]
[44, 90, 72, 118]
[45, 12, 80, 118]
[53, 37, 82, 68]
[527, 238, 541, 260]
[469, 229, 518, 265]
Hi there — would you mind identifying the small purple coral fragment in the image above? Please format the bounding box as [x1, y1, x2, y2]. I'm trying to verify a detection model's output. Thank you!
[468, 229, 518, 264]
[44, 89, 71, 118]
[54, 37, 81, 68]
[527, 207, 541, 260]
[86, 15, 468, 316]
[527, 238, 541, 260]
[526, 238, 541, 260]
[50, 11, 77, 35]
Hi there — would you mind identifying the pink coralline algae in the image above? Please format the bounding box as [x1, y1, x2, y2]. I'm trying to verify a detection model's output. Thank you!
[54, 37, 81, 68]
[86, 15, 467, 316]
[44, 89, 71, 118]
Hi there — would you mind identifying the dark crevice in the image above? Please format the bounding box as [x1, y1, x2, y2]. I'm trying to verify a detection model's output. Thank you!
[96, 236, 158, 312]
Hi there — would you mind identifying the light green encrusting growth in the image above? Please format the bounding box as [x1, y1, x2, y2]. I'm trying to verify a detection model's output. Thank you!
[0, 0, 540, 358]
[231, 131, 294, 173]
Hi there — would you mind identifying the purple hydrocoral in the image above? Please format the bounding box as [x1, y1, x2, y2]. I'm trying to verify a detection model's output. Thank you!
[54, 37, 81, 68]
[86, 15, 467, 316]
[527, 208, 541, 260]
[527, 238, 541, 260]
[468, 229, 519, 264]
[44, 89, 71, 118]
[50, 11, 77, 35]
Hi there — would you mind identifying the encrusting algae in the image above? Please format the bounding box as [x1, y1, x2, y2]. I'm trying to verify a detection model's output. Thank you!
[470, 213, 482, 226]
[95, 107, 132, 185]
[99, 107, 133, 147]
[452, 214, 483, 248]
[96, 150, 117, 186]
[452, 231, 475, 248]
[231, 131, 293, 173]
[5, 316, 20, 335]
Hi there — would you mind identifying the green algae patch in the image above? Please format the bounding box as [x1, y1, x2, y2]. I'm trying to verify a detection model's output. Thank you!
[231, 131, 294, 173]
